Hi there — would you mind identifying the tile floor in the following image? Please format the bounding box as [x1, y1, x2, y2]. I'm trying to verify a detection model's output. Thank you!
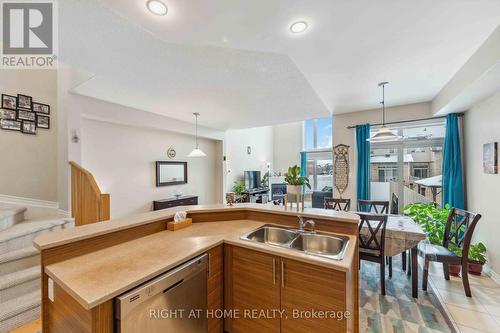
[426, 261, 500, 333]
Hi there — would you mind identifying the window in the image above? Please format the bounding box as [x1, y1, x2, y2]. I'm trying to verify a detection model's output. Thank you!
[369, 120, 445, 209]
[304, 116, 332, 150]
[303, 117, 333, 190]
[306, 152, 333, 190]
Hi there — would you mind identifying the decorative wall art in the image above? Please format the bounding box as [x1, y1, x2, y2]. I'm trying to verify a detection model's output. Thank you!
[1, 94, 17, 109]
[0, 92, 51, 135]
[17, 94, 32, 110]
[483, 142, 498, 174]
[33, 102, 50, 114]
[334, 144, 350, 198]
[0, 119, 21, 131]
[0, 109, 16, 120]
[22, 121, 36, 134]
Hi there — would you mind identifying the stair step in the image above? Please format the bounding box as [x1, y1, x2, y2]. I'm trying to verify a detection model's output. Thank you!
[0, 247, 39, 276]
[0, 218, 73, 255]
[0, 266, 40, 302]
[0, 290, 40, 333]
[0, 208, 27, 232]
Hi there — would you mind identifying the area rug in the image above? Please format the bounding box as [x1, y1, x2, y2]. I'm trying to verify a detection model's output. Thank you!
[360, 256, 456, 333]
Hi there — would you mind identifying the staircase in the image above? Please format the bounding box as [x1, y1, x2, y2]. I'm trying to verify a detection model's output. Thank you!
[0, 208, 73, 333]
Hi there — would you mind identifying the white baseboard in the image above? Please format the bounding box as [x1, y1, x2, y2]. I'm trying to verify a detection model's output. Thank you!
[0, 194, 59, 209]
[486, 265, 500, 286]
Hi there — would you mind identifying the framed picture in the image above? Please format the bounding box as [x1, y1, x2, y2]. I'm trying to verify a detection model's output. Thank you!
[483, 142, 498, 174]
[37, 115, 50, 129]
[33, 102, 50, 115]
[0, 109, 17, 120]
[21, 120, 36, 135]
[1, 94, 17, 110]
[17, 94, 32, 110]
[0, 119, 21, 131]
[17, 109, 36, 121]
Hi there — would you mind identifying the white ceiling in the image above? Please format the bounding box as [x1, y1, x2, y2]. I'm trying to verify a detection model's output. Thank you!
[61, 0, 500, 129]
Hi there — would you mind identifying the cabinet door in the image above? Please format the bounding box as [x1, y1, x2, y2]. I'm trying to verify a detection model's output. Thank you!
[280, 258, 347, 333]
[226, 246, 281, 333]
[207, 245, 223, 333]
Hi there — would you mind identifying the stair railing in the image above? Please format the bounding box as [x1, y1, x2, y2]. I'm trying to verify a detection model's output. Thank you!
[69, 161, 110, 226]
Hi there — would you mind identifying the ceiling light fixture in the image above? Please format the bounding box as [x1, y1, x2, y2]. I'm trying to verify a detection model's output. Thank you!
[367, 82, 402, 142]
[290, 21, 308, 34]
[146, 0, 168, 16]
[188, 113, 207, 157]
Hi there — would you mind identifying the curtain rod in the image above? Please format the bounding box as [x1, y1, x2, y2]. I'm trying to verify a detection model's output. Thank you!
[346, 113, 464, 129]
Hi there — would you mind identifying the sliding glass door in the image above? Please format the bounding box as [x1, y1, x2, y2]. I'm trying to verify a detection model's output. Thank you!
[370, 121, 445, 212]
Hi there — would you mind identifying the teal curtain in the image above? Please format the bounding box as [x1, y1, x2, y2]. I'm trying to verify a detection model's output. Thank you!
[356, 124, 370, 209]
[300, 152, 307, 177]
[442, 113, 465, 209]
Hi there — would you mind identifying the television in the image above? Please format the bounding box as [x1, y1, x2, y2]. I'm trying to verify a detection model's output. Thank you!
[244, 171, 261, 190]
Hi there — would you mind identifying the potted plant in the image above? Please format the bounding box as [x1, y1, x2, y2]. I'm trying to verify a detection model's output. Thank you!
[468, 242, 487, 276]
[284, 165, 311, 195]
[232, 180, 246, 203]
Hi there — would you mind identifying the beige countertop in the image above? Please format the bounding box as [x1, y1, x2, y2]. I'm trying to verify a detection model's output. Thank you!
[44, 219, 357, 310]
[33, 203, 359, 250]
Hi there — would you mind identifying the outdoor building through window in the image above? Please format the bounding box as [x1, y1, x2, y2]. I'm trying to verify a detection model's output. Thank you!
[304, 116, 333, 190]
[369, 120, 445, 211]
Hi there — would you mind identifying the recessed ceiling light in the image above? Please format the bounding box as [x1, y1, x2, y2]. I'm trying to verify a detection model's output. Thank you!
[146, 0, 168, 16]
[290, 21, 308, 34]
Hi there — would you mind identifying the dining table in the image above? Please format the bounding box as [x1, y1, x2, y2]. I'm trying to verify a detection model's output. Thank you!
[356, 212, 427, 298]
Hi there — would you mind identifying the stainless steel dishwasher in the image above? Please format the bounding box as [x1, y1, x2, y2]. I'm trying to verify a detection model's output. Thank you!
[115, 254, 208, 333]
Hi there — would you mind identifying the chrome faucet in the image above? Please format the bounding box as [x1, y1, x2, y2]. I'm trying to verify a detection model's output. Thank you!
[297, 216, 316, 233]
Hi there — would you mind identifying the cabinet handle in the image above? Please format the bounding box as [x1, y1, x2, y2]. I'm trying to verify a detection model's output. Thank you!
[208, 253, 211, 278]
[281, 260, 285, 288]
[272, 258, 276, 285]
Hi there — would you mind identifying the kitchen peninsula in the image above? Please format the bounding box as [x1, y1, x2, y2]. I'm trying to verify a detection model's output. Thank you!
[34, 204, 360, 333]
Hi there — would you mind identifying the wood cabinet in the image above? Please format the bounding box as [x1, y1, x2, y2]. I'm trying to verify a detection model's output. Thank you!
[280, 258, 346, 333]
[225, 246, 281, 333]
[225, 245, 350, 333]
[207, 245, 224, 333]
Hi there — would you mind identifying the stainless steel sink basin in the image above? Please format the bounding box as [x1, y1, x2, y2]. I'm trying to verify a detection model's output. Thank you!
[289, 233, 349, 260]
[240, 224, 349, 260]
[241, 226, 298, 246]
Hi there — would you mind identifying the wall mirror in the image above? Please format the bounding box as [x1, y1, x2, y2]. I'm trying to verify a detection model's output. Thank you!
[156, 161, 188, 186]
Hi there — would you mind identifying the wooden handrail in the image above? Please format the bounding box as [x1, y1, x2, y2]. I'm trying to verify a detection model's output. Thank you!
[69, 161, 110, 226]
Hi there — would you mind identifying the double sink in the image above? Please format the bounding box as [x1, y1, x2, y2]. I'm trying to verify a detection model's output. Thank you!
[240, 224, 349, 260]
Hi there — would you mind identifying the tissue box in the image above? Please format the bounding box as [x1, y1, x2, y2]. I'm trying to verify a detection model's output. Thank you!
[167, 218, 192, 231]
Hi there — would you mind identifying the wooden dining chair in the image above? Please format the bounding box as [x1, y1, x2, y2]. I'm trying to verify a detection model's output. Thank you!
[358, 212, 389, 295]
[389, 193, 407, 272]
[420, 208, 482, 297]
[324, 198, 351, 211]
[358, 200, 389, 214]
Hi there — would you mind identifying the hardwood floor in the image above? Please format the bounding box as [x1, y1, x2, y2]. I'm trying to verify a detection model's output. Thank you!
[10, 319, 41, 333]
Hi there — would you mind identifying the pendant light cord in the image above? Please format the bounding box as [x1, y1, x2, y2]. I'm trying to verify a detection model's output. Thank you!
[195, 113, 199, 149]
[378, 81, 389, 126]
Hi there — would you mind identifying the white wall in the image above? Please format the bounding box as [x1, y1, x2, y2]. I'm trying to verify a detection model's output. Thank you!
[0, 69, 58, 202]
[272, 121, 303, 174]
[225, 127, 273, 192]
[81, 118, 222, 218]
[333, 102, 433, 203]
[464, 91, 500, 273]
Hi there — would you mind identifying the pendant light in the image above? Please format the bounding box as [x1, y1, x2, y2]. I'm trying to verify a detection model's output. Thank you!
[188, 112, 207, 157]
[367, 82, 401, 142]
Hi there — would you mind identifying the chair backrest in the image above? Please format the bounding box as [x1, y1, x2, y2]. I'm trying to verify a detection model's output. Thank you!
[358, 200, 389, 214]
[443, 208, 482, 259]
[358, 213, 389, 255]
[324, 198, 351, 211]
[390, 193, 399, 215]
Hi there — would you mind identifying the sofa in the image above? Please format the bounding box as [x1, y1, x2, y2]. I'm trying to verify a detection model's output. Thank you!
[311, 187, 333, 208]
